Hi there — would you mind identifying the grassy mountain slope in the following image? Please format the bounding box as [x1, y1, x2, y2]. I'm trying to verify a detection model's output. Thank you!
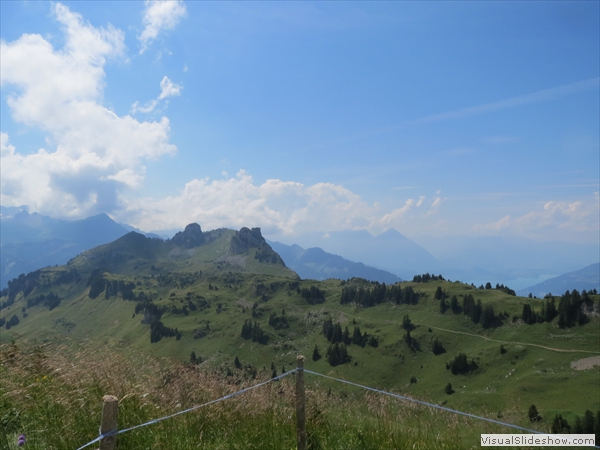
[1, 227, 598, 429]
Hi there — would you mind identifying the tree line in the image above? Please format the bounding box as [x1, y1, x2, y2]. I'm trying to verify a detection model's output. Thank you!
[340, 282, 421, 307]
[437, 290, 506, 329]
[322, 318, 378, 348]
[521, 289, 594, 328]
[241, 319, 269, 344]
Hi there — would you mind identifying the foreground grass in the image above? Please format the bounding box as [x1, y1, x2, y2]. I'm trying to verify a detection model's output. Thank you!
[0, 341, 563, 450]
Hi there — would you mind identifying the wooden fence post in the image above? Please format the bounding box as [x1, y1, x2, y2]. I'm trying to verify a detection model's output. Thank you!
[296, 355, 306, 450]
[99, 395, 118, 450]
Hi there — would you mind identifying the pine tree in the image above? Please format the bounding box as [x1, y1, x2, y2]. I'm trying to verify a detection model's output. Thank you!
[528, 405, 542, 422]
[402, 314, 414, 330]
[440, 296, 448, 314]
[343, 326, 351, 345]
[234, 356, 242, 369]
[434, 286, 444, 300]
[190, 351, 197, 364]
[312, 345, 321, 361]
[450, 295, 460, 313]
[444, 383, 454, 394]
[551, 414, 571, 433]
[432, 338, 446, 355]
[583, 410, 595, 434]
[368, 335, 378, 347]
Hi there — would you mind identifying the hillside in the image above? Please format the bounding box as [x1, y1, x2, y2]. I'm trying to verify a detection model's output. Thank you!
[269, 240, 401, 283]
[1, 226, 598, 430]
[518, 263, 600, 298]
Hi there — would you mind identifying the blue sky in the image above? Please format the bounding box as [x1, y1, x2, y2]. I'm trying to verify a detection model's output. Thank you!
[1, 1, 598, 244]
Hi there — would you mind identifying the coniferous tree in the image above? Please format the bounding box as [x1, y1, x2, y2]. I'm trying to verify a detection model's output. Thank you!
[434, 286, 444, 300]
[234, 356, 242, 369]
[368, 335, 379, 347]
[573, 416, 584, 434]
[448, 353, 478, 375]
[402, 314, 414, 331]
[528, 405, 542, 422]
[432, 338, 446, 355]
[450, 295, 460, 314]
[312, 345, 321, 361]
[440, 296, 448, 314]
[551, 415, 571, 433]
[444, 383, 454, 395]
[470, 299, 482, 324]
[583, 410, 595, 434]
[462, 294, 475, 316]
[343, 326, 351, 345]
[481, 304, 498, 329]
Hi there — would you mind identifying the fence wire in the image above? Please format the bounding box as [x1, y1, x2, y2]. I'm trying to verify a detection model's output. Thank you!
[75, 369, 298, 450]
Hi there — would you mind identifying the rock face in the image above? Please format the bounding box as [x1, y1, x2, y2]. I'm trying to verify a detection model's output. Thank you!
[171, 223, 206, 248]
[230, 227, 286, 266]
[230, 227, 264, 254]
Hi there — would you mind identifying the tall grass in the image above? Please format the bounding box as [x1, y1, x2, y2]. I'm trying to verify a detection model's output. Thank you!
[1, 340, 541, 449]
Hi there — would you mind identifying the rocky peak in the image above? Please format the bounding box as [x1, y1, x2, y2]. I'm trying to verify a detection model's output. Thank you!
[230, 227, 265, 254]
[230, 227, 286, 266]
[171, 223, 206, 248]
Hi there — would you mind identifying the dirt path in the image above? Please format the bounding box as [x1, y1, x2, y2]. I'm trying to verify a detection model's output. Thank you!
[327, 308, 599, 355]
[425, 324, 600, 354]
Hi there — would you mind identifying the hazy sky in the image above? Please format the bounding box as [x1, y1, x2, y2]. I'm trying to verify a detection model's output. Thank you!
[1, 1, 598, 244]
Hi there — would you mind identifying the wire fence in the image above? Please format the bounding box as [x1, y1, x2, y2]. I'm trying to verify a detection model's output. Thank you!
[75, 369, 298, 450]
[76, 363, 600, 449]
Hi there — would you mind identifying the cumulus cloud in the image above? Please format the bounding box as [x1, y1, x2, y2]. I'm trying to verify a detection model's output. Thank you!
[0, 3, 176, 218]
[131, 75, 182, 114]
[139, 0, 187, 54]
[120, 170, 437, 236]
[473, 194, 599, 241]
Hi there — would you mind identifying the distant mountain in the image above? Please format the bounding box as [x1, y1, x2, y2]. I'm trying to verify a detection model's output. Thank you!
[268, 241, 401, 283]
[284, 229, 440, 280]
[0, 208, 138, 288]
[414, 235, 600, 282]
[517, 263, 600, 297]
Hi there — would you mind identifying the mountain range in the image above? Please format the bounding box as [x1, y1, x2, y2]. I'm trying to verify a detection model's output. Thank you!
[268, 241, 401, 284]
[517, 263, 600, 298]
[0, 207, 139, 288]
[1, 207, 598, 294]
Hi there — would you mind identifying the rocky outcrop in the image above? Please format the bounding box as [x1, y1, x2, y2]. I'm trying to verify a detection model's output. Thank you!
[230, 227, 264, 254]
[171, 223, 206, 248]
[229, 227, 286, 266]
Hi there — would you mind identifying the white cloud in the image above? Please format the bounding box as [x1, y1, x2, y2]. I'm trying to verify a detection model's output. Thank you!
[158, 76, 182, 99]
[120, 170, 435, 236]
[0, 3, 176, 218]
[473, 194, 599, 241]
[131, 75, 182, 114]
[139, 0, 187, 54]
